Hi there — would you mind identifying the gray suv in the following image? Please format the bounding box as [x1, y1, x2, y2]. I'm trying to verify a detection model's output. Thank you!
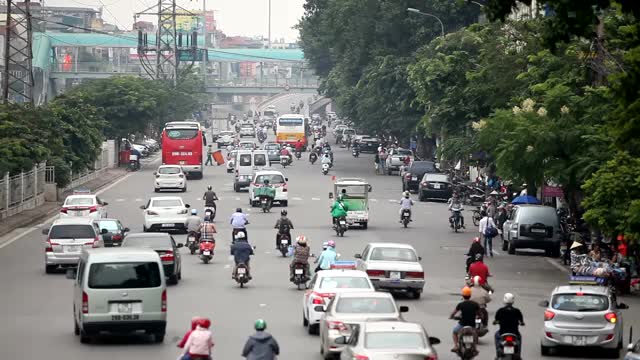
[44, 217, 104, 274]
[501, 205, 561, 257]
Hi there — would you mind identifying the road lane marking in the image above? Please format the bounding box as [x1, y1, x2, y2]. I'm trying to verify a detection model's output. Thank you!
[235, 197, 240, 201]
[224, 264, 231, 269]
[135, 198, 143, 202]
[292, 197, 303, 201]
[370, 199, 378, 202]
[116, 198, 125, 202]
[259, 303, 267, 307]
[311, 197, 320, 201]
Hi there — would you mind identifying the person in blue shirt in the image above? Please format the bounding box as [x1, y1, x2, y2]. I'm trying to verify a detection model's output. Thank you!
[315, 240, 338, 272]
[130, 147, 142, 170]
[231, 232, 254, 279]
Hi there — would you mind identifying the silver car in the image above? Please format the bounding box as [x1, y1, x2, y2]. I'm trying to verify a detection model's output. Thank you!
[501, 204, 561, 257]
[626, 339, 640, 360]
[43, 217, 104, 274]
[355, 243, 425, 299]
[319, 292, 408, 358]
[540, 285, 629, 357]
[336, 321, 440, 360]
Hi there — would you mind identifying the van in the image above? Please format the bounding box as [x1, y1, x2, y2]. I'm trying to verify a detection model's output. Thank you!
[233, 149, 271, 192]
[44, 217, 104, 274]
[501, 205, 561, 257]
[67, 248, 167, 343]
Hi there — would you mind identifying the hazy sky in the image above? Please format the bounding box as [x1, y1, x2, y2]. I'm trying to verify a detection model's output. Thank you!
[46, 0, 306, 41]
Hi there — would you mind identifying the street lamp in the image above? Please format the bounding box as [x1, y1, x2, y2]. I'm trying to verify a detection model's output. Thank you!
[470, 1, 485, 7]
[407, 8, 445, 39]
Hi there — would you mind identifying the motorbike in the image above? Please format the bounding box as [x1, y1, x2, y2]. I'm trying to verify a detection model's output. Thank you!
[352, 148, 360, 157]
[475, 310, 489, 337]
[295, 150, 301, 160]
[186, 231, 199, 255]
[452, 209, 463, 232]
[234, 263, 250, 288]
[204, 206, 216, 222]
[322, 163, 330, 175]
[471, 205, 485, 227]
[454, 324, 478, 359]
[232, 228, 248, 244]
[277, 233, 291, 257]
[309, 152, 318, 164]
[497, 333, 521, 360]
[259, 195, 273, 213]
[280, 155, 290, 167]
[258, 134, 266, 144]
[199, 240, 215, 264]
[335, 216, 347, 237]
[291, 262, 309, 290]
[401, 209, 411, 228]
[128, 159, 139, 172]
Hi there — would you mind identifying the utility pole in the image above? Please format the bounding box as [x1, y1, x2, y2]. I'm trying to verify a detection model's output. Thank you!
[156, 0, 178, 85]
[2, 0, 35, 104]
[267, 0, 271, 49]
[201, 0, 207, 87]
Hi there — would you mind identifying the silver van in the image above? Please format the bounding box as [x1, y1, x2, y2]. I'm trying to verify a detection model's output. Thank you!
[233, 149, 271, 192]
[501, 205, 561, 257]
[67, 248, 167, 343]
[44, 217, 104, 274]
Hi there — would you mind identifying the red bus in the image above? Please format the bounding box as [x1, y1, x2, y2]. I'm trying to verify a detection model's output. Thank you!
[161, 121, 204, 179]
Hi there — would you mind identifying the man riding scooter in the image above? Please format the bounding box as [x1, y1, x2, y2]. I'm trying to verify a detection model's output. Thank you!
[186, 209, 202, 244]
[494, 293, 525, 358]
[449, 194, 466, 229]
[203, 185, 219, 219]
[289, 235, 311, 281]
[231, 232, 254, 280]
[399, 191, 413, 223]
[274, 210, 294, 249]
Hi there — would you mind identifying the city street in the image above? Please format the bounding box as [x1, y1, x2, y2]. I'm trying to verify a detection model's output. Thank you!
[0, 99, 638, 360]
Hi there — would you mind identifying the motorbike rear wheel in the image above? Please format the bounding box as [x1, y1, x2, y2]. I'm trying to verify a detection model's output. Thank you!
[202, 257, 209, 264]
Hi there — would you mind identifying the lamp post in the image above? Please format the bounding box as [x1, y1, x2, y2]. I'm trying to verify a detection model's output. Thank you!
[268, 0, 271, 49]
[407, 7, 445, 39]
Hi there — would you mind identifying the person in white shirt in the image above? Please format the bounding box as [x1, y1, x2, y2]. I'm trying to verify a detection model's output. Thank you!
[478, 211, 498, 257]
[398, 191, 414, 222]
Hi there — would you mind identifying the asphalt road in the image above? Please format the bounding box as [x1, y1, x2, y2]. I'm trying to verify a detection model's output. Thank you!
[0, 99, 638, 360]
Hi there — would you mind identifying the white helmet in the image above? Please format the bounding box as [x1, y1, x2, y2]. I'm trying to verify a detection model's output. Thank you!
[235, 231, 246, 240]
[473, 275, 482, 287]
[503, 293, 515, 305]
[296, 235, 307, 245]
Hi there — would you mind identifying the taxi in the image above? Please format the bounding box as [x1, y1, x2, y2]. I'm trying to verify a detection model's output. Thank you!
[302, 269, 374, 335]
[60, 190, 108, 219]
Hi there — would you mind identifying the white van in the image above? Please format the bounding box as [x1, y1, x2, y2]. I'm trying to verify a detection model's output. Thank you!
[68, 248, 167, 343]
[233, 149, 271, 192]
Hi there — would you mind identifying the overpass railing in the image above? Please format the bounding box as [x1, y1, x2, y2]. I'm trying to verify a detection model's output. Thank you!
[205, 76, 319, 88]
[53, 62, 146, 75]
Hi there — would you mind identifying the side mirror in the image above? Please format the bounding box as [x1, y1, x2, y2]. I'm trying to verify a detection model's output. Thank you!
[618, 303, 629, 309]
[101, 228, 109, 234]
[153, 172, 157, 176]
[314, 305, 326, 312]
[185, 204, 191, 208]
[65, 268, 77, 280]
[628, 344, 635, 351]
[399, 305, 409, 313]
[334, 336, 347, 345]
[123, 227, 130, 232]
[176, 243, 184, 248]
[539, 300, 550, 307]
[285, 178, 289, 182]
[368, 185, 372, 192]
[428, 337, 441, 345]
[103, 202, 109, 206]
[140, 205, 146, 210]
[41, 227, 50, 235]
[329, 192, 334, 199]
[418, 256, 422, 261]
[354, 254, 362, 259]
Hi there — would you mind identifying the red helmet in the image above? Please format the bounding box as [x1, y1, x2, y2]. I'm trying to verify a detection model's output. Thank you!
[196, 318, 211, 329]
[191, 316, 205, 330]
[473, 237, 481, 243]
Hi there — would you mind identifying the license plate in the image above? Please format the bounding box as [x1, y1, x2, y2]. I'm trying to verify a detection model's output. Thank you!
[64, 245, 79, 253]
[403, 213, 410, 217]
[111, 314, 139, 321]
[433, 183, 441, 189]
[117, 303, 133, 313]
[463, 335, 474, 344]
[504, 346, 515, 354]
[281, 240, 289, 245]
[237, 268, 246, 274]
[162, 223, 173, 227]
[390, 271, 401, 280]
[339, 221, 346, 225]
[531, 228, 546, 233]
[295, 269, 304, 275]
[572, 336, 585, 345]
[412, 176, 417, 181]
[203, 251, 211, 256]
[179, 161, 186, 165]
[261, 199, 267, 203]
[74, 210, 88, 216]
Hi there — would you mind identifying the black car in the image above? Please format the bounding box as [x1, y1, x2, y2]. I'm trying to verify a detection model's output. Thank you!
[94, 218, 129, 247]
[402, 161, 438, 192]
[121, 233, 183, 285]
[359, 139, 379, 153]
[418, 173, 453, 201]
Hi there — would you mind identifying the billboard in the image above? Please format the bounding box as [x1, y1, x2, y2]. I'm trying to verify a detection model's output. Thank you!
[175, 10, 215, 32]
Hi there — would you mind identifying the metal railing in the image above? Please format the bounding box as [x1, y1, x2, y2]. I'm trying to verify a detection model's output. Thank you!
[52, 62, 147, 75]
[59, 149, 110, 192]
[206, 76, 319, 88]
[0, 163, 46, 219]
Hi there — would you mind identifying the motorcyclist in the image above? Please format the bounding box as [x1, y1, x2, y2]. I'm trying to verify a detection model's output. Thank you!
[330, 196, 349, 227]
[230, 207, 250, 242]
[315, 240, 337, 272]
[399, 191, 414, 222]
[448, 194, 465, 228]
[274, 210, 294, 249]
[241, 319, 280, 360]
[203, 185, 219, 212]
[468, 253, 494, 292]
[321, 124, 327, 137]
[493, 293, 524, 357]
[469, 275, 491, 327]
[294, 139, 304, 154]
[130, 147, 142, 170]
[199, 217, 217, 243]
[289, 235, 311, 281]
[180, 317, 214, 360]
[466, 237, 485, 273]
[280, 145, 291, 163]
[186, 209, 202, 241]
[231, 231, 254, 279]
[321, 153, 332, 168]
[449, 286, 480, 353]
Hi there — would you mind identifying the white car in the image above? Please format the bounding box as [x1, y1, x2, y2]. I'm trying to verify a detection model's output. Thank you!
[333, 125, 347, 137]
[240, 125, 256, 138]
[60, 194, 108, 219]
[217, 131, 235, 147]
[302, 269, 375, 335]
[154, 165, 187, 192]
[141, 196, 190, 233]
[248, 169, 289, 207]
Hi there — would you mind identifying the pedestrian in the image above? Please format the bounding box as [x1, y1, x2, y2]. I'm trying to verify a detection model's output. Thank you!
[379, 148, 388, 174]
[374, 153, 380, 174]
[205, 145, 214, 166]
[479, 211, 498, 257]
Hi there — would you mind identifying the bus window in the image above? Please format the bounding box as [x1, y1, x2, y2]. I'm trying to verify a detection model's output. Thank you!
[167, 129, 198, 139]
[239, 154, 252, 166]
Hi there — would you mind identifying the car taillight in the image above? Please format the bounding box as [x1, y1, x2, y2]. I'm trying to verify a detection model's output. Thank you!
[178, 174, 184, 178]
[544, 310, 555, 321]
[160, 250, 174, 262]
[406, 271, 424, 278]
[604, 312, 617, 323]
[82, 291, 89, 314]
[147, 210, 159, 215]
[84, 236, 99, 248]
[424, 355, 438, 360]
[353, 355, 369, 360]
[421, 182, 427, 187]
[45, 238, 59, 252]
[366, 270, 385, 277]
[312, 297, 324, 304]
[89, 206, 98, 213]
[282, 184, 288, 192]
[161, 290, 167, 312]
[326, 320, 348, 331]
[60, 208, 68, 214]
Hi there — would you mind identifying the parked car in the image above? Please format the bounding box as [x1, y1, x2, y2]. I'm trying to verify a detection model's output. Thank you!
[385, 148, 413, 175]
[401, 161, 438, 193]
[121, 232, 183, 285]
[43, 217, 104, 274]
[132, 144, 149, 157]
[249, 169, 289, 206]
[358, 138, 379, 153]
[501, 204, 561, 257]
[154, 165, 187, 192]
[94, 218, 129, 247]
[418, 173, 453, 201]
[60, 193, 109, 219]
[355, 242, 425, 299]
[140, 196, 190, 233]
[540, 285, 628, 357]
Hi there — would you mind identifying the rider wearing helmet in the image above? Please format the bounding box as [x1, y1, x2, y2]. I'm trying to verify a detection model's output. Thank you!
[274, 209, 294, 249]
[493, 293, 524, 357]
[203, 185, 219, 210]
[466, 237, 485, 273]
[186, 209, 203, 241]
[290, 235, 311, 280]
[181, 317, 214, 360]
[315, 240, 338, 271]
[330, 195, 349, 227]
[199, 213, 217, 242]
[469, 275, 491, 327]
[242, 319, 280, 360]
[230, 231, 254, 279]
[449, 286, 481, 352]
[230, 207, 250, 242]
[399, 191, 414, 222]
[468, 253, 491, 288]
[448, 193, 465, 229]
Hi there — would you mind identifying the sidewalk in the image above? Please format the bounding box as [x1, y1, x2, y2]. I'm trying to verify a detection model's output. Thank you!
[0, 168, 127, 238]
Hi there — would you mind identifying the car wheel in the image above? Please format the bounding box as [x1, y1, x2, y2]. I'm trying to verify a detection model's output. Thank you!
[234, 184, 240, 192]
[74, 320, 80, 336]
[282, 200, 288, 207]
[45, 265, 57, 274]
[143, 225, 148, 232]
[540, 344, 551, 356]
[80, 330, 91, 344]
[418, 193, 425, 202]
[502, 240, 508, 251]
[508, 241, 516, 255]
[154, 332, 165, 343]
[303, 310, 309, 327]
[182, 186, 187, 193]
[177, 270, 182, 280]
[308, 323, 318, 335]
[154, 188, 159, 193]
[168, 273, 178, 285]
[413, 290, 422, 299]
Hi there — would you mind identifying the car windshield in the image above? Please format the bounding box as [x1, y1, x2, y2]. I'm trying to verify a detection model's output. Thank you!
[96, 220, 119, 232]
[122, 235, 170, 249]
[424, 174, 449, 183]
[65, 197, 94, 206]
[88, 262, 162, 289]
[255, 174, 285, 184]
[336, 297, 396, 314]
[519, 207, 559, 226]
[319, 276, 371, 290]
[365, 332, 425, 350]
[166, 129, 198, 140]
[151, 199, 182, 207]
[397, 149, 412, 156]
[343, 129, 356, 135]
[411, 162, 436, 173]
[49, 225, 95, 239]
[370, 247, 418, 262]
[336, 185, 368, 199]
[242, 126, 254, 130]
[279, 117, 304, 126]
[158, 167, 181, 175]
[551, 293, 609, 312]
